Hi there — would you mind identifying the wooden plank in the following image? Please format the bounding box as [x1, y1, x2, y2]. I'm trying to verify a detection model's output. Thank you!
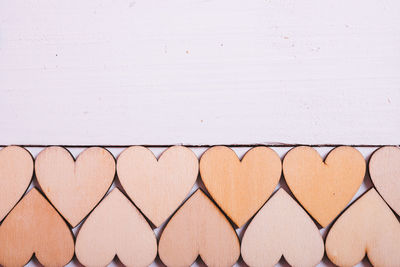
[1, 0, 399, 146]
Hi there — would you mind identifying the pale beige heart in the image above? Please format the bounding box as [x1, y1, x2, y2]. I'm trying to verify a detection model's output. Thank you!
[158, 190, 240, 266]
[283, 146, 366, 227]
[326, 188, 400, 266]
[75, 188, 157, 267]
[117, 145, 198, 227]
[241, 189, 324, 267]
[200, 146, 282, 228]
[35, 146, 115, 227]
[0, 146, 33, 221]
[369, 146, 400, 215]
[0, 188, 74, 267]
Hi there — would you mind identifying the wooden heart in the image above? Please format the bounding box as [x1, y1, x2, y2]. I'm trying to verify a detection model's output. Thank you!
[117, 145, 198, 227]
[158, 190, 240, 266]
[369, 146, 400, 215]
[0, 188, 74, 266]
[35, 146, 115, 227]
[283, 146, 365, 227]
[199, 146, 282, 227]
[75, 188, 157, 266]
[0, 146, 33, 221]
[326, 188, 400, 266]
[241, 189, 324, 267]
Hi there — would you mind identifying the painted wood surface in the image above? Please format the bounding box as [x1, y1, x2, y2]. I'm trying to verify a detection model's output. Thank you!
[326, 189, 400, 266]
[75, 188, 157, 267]
[0, 0, 399, 146]
[0, 188, 74, 267]
[283, 146, 366, 227]
[200, 146, 281, 227]
[35, 146, 116, 227]
[241, 189, 324, 267]
[117, 145, 198, 227]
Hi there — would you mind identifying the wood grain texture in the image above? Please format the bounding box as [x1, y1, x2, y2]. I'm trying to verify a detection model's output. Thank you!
[0, 0, 399, 146]
[75, 188, 157, 267]
[326, 188, 400, 267]
[35, 146, 115, 227]
[117, 145, 198, 227]
[283, 146, 366, 227]
[0, 146, 33, 221]
[200, 146, 281, 227]
[158, 190, 240, 267]
[241, 189, 324, 267]
[369, 146, 400, 215]
[0, 188, 74, 267]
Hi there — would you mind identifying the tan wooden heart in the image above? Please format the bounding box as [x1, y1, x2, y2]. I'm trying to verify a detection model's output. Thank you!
[75, 188, 157, 267]
[369, 146, 400, 215]
[283, 146, 365, 227]
[0, 146, 33, 221]
[326, 188, 400, 266]
[35, 146, 115, 227]
[199, 146, 281, 227]
[158, 190, 240, 266]
[241, 189, 324, 267]
[117, 145, 198, 227]
[0, 188, 74, 266]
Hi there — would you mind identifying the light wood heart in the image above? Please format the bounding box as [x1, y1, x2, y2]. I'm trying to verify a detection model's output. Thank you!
[0, 188, 74, 267]
[35, 146, 115, 227]
[326, 188, 400, 266]
[117, 145, 198, 227]
[283, 146, 365, 227]
[158, 190, 240, 266]
[199, 146, 282, 228]
[75, 188, 157, 267]
[241, 189, 324, 267]
[369, 146, 400, 215]
[0, 146, 33, 221]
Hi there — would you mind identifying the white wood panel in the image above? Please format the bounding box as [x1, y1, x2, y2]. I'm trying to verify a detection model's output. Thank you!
[1, 0, 399, 146]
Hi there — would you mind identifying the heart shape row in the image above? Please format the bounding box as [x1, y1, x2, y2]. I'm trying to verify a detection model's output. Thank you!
[1, 145, 399, 228]
[1, 183, 399, 266]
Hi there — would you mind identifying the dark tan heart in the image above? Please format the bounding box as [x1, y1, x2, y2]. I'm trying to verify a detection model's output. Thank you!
[35, 146, 115, 227]
[326, 189, 400, 266]
[75, 188, 157, 266]
[283, 146, 365, 227]
[0, 146, 33, 221]
[158, 190, 240, 266]
[117, 145, 198, 227]
[0, 188, 74, 266]
[200, 146, 282, 227]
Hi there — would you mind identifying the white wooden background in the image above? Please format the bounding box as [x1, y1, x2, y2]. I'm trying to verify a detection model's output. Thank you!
[0, 0, 399, 146]
[0, 0, 399, 266]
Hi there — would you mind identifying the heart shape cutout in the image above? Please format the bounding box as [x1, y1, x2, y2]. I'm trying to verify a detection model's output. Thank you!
[283, 146, 365, 227]
[199, 146, 282, 227]
[35, 146, 115, 227]
[369, 146, 400, 215]
[158, 190, 240, 266]
[0, 146, 33, 221]
[326, 188, 400, 266]
[75, 188, 157, 266]
[117, 145, 198, 227]
[0, 188, 74, 266]
[241, 188, 324, 267]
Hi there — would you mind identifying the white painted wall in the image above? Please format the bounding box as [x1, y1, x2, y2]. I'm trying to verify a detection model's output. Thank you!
[0, 0, 399, 146]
